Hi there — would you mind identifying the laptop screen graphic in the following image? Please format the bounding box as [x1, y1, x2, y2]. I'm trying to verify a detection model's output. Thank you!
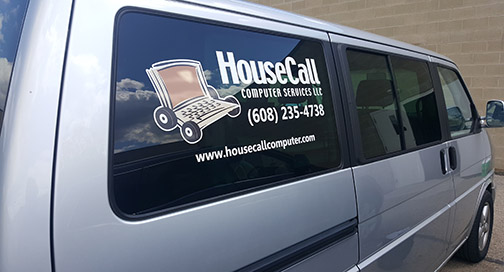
[158, 65, 206, 107]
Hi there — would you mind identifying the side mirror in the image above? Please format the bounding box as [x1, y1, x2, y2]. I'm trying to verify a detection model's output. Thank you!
[485, 100, 504, 128]
[447, 106, 465, 131]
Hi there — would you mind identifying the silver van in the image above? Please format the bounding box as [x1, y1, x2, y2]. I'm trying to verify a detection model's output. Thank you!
[1, 0, 503, 271]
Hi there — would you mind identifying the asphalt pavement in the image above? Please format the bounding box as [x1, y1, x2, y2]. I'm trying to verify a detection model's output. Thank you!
[441, 174, 504, 272]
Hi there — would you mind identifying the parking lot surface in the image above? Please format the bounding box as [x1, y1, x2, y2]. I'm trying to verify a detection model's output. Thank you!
[441, 174, 504, 272]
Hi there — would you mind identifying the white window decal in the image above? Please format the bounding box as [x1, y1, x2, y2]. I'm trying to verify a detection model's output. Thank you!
[146, 60, 241, 144]
[113, 12, 342, 215]
[216, 51, 321, 85]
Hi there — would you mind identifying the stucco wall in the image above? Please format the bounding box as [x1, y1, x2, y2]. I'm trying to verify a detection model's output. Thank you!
[249, 0, 504, 171]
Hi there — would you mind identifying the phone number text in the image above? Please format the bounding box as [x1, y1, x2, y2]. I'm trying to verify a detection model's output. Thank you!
[247, 104, 325, 126]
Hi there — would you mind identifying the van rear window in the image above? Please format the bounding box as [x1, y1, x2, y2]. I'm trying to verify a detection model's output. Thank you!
[111, 11, 341, 218]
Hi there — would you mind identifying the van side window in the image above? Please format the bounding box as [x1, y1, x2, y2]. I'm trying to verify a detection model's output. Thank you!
[437, 67, 475, 137]
[347, 50, 442, 160]
[0, 0, 30, 132]
[390, 57, 441, 148]
[112, 12, 341, 217]
[347, 50, 401, 159]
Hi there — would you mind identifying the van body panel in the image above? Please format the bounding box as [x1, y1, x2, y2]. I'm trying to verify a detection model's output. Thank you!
[358, 204, 451, 272]
[353, 143, 453, 260]
[53, 0, 357, 271]
[0, 0, 73, 271]
[282, 233, 359, 272]
[54, 167, 356, 271]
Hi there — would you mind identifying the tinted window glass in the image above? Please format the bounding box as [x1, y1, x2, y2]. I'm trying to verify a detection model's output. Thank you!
[347, 50, 401, 159]
[0, 0, 29, 131]
[391, 57, 441, 148]
[437, 67, 474, 137]
[113, 12, 341, 217]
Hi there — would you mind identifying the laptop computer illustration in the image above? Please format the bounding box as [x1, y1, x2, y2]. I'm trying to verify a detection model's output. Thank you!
[146, 59, 241, 144]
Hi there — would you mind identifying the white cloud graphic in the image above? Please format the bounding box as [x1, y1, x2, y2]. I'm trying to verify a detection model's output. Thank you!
[216, 83, 247, 97]
[204, 69, 212, 81]
[114, 77, 182, 152]
[116, 78, 157, 102]
[117, 77, 145, 91]
[116, 89, 157, 102]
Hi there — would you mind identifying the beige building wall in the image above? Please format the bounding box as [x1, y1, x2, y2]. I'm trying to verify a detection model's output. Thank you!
[249, 0, 504, 171]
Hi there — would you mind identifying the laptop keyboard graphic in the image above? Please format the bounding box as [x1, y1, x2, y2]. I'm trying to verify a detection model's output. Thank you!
[179, 98, 222, 120]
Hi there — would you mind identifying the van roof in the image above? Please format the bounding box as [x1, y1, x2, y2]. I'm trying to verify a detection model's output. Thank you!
[180, 0, 453, 64]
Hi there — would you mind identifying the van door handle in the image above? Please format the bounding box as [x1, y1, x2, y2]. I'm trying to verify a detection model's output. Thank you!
[448, 146, 457, 170]
[440, 149, 448, 175]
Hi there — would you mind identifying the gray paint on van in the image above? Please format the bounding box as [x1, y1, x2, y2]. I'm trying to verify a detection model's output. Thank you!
[0, 0, 73, 271]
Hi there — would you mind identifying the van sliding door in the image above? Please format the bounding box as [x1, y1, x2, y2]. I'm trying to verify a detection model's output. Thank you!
[332, 34, 454, 272]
